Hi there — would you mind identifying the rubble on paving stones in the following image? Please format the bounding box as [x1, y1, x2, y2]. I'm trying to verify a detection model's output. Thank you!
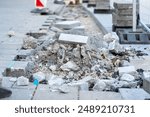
[22, 36, 38, 49]
[21, 6, 146, 92]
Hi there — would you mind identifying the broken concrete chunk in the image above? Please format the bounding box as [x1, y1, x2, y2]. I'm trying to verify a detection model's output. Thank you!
[33, 72, 46, 82]
[58, 33, 88, 44]
[120, 74, 135, 82]
[17, 76, 29, 86]
[58, 84, 71, 93]
[60, 61, 80, 71]
[93, 80, 106, 91]
[118, 66, 136, 76]
[22, 36, 37, 49]
[55, 21, 81, 30]
[49, 65, 57, 71]
[7, 30, 15, 37]
[48, 77, 64, 86]
[111, 81, 129, 91]
[103, 33, 119, 43]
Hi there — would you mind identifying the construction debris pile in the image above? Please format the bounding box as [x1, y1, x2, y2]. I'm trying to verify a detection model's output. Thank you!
[4, 6, 146, 93]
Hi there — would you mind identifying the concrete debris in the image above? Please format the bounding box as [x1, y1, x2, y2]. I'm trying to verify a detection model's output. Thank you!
[22, 36, 37, 49]
[55, 21, 81, 30]
[17, 76, 29, 86]
[7, 30, 15, 37]
[93, 80, 107, 91]
[118, 66, 136, 76]
[120, 74, 135, 82]
[49, 65, 57, 72]
[48, 74, 65, 91]
[58, 84, 70, 93]
[60, 61, 80, 71]
[32, 72, 46, 82]
[17, 6, 146, 94]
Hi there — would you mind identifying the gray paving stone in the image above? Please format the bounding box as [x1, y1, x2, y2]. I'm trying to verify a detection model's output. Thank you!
[0, 44, 21, 50]
[2, 39, 23, 45]
[143, 73, 150, 94]
[0, 55, 15, 61]
[130, 57, 150, 70]
[0, 60, 12, 68]
[12, 82, 36, 90]
[1, 77, 16, 88]
[118, 66, 136, 75]
[3, 88, 34, 100]
[0, 49, 19, 55]
[55, 21, 81, 30]
[15, 49, 33, 60]
[33, 85, 78, 100]
[4, 61, 29, 77]
[119, 88, 150, 100]
[58, 33, 88, 44]
[79, 91, 122, 100]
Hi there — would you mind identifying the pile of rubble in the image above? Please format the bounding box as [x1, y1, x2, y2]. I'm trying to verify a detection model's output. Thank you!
[6, 6, 145, 93]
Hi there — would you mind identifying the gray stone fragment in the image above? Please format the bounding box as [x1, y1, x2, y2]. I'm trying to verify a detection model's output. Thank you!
[60, 61, 80, 71]
[119, 88, 150, 100]
[22, 36, 37, 49]
[120, 74, 135, 82]
[33, 72, 46, 82]
[143, 72, 150, 94]
[93, 80, 106, 91]
[17, 76, 29, 86]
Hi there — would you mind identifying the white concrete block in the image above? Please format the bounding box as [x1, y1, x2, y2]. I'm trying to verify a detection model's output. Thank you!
[58, 33, 88, 44]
